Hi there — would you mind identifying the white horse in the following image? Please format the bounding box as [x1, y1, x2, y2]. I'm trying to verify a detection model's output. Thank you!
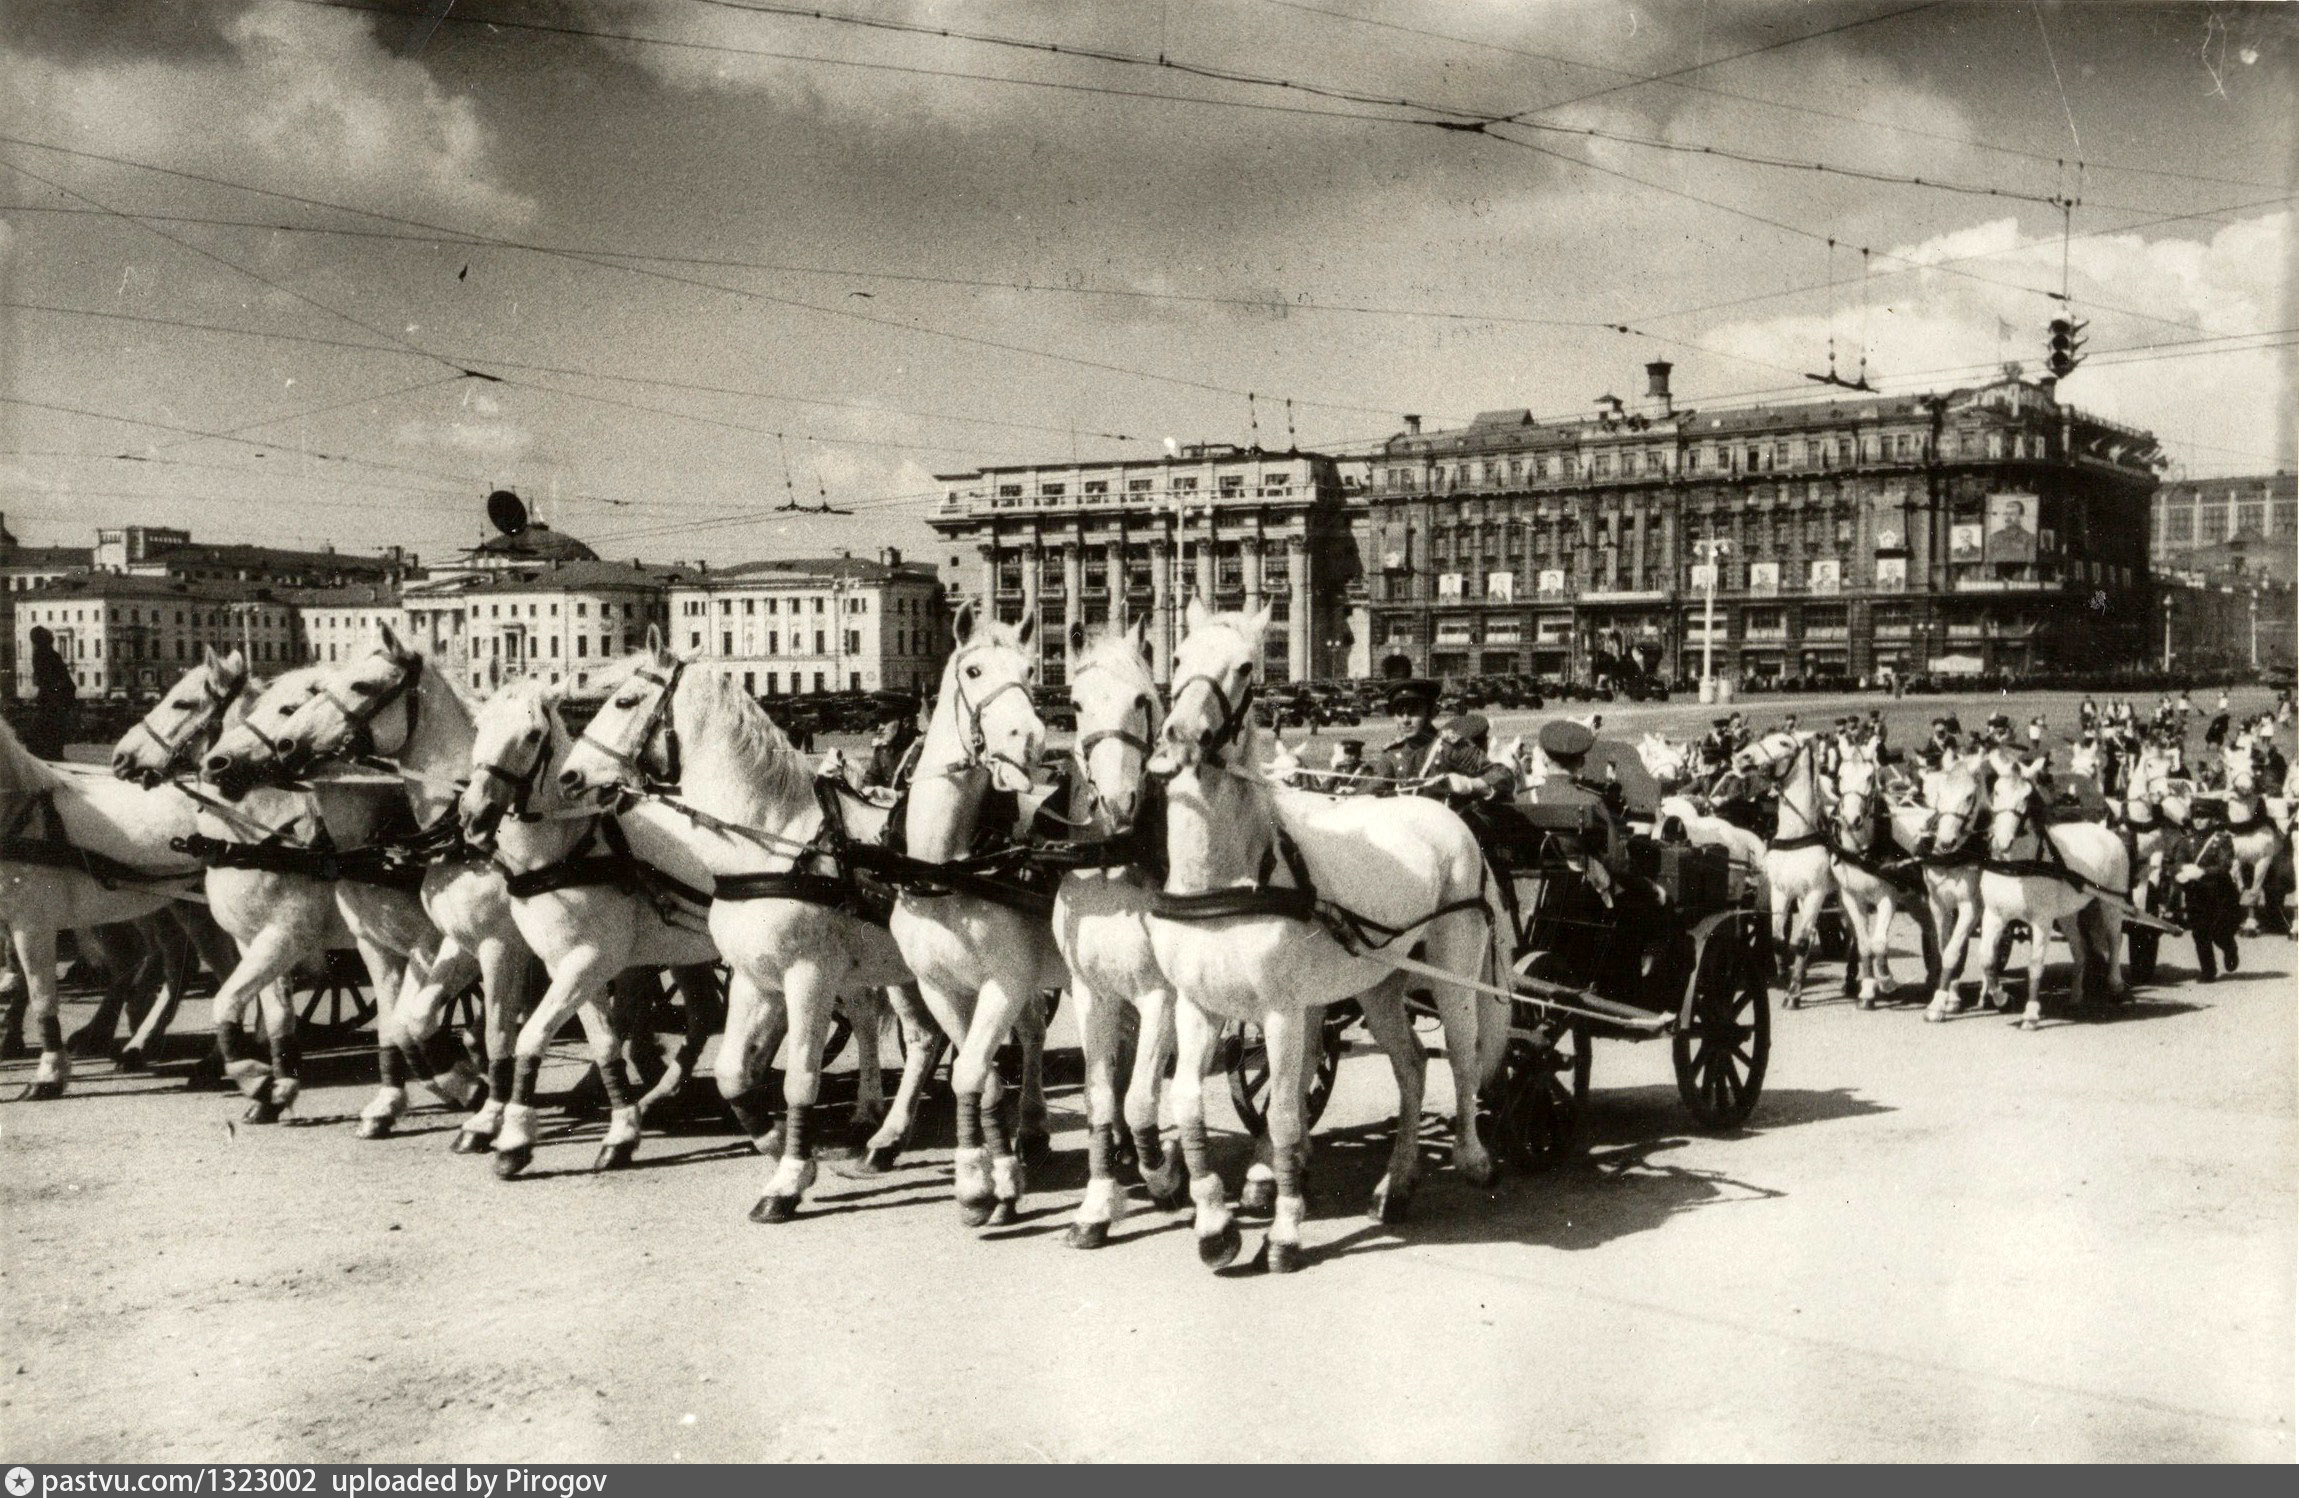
[1637, 732, 1697, 788]
[556, 646, 943, 1222]
[0, 716, 207, 1098]
[887, 603, 1068, 1228]
[203, 659, 463, 1124]
[1918, 751, 1992, 1020]
[1828, 748, 1922, 1008]
[1973, 763, 2128, 1028]
[2221, 772, 2288, 933]
[1053, 619, 1189, 1248]
[257, 634, 541, 1149]
[457, 678, 721, 1176]
[1735, 730, 1837, 1008]
[1147, 600, 1507, 1274]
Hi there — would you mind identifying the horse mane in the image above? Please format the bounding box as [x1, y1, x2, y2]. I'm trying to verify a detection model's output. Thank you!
[1072, 622, 1153, 688]
[0, 714, 62, 792]
[672, 666, 815, 824]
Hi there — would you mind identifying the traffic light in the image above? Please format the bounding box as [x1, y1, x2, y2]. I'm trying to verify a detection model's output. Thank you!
[2047, 316, 2088, 379]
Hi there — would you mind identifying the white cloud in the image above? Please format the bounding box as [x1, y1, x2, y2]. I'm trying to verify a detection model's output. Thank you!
[1703, 211, 2292, 473]
[2, 2, 532, 229]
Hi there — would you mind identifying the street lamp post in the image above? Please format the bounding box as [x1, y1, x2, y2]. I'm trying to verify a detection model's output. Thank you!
[1694, 535, 1732, 704]
[2161, 592, 2174, 672]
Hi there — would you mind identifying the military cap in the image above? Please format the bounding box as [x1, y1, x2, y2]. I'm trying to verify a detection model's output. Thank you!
[1337, 737, 1364, 752]
[869, 689, 916, 717]
[1442, 712, 1490, 744]
[1712, 716, 1732, 730]
[1389, 678, 1439, 711]
[1539, 719, 1596, 761]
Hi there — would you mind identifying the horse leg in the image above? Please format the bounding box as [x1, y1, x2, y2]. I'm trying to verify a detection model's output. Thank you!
[243, 975, 303, 1123]
[66, 921, 144, 1058]
[0, 944, 25, 1060]
[1931, 896, 1984, 1022]
[2019, 902, 2059, 1031]
[1354, 976, 1425, 1223]
[2056, 906, 2093, 1017]
[400, 940, 484, 1113]
[715, 968, 787, 1159]
[2089, 901, 2127, 1001]
[164, 906, 238, 1083]
[1169, 997, 1239, 1270]
[206, 926, 308, 1100]
[117, 912, 192, 1071]
[493, 953, 606, 1179]
[1258, 1003, 1313, 1274]
[949, 976, 1031, 1227]
[1124, 985, 1186, 1209]
[852, 983, 941, 1174]
[1970, 907, 2011, 1018]
[1016, 989, 1052, 1163]
[1066, 978, 1127, 1248]
[1769, 880, 1800, 1007]
[1787, 884, 1827, 1009]
[842, 986, 888, 1137]
[11, 925, 68, 1100]
[455, 935, 527, 1155]
[750, 960, 834, 1223]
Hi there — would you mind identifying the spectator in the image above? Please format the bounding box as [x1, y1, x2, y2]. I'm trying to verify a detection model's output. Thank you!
[23, 625, 74, 761]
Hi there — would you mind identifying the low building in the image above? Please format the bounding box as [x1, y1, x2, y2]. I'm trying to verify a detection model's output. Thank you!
[2151, 471, 2296, 588]
[400, 559, 688, 693]
[2, 513, 97, 699]
[285, 584, 407, 666]
[668, 549, 948, 698]
[11, 573, 300, 699]
[94, 524, 413, 589]
[1360, 363, 2162, 684]
[927, 444, 1362, 685]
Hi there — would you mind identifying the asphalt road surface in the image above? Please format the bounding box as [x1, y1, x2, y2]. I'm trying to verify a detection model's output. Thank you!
[5, 688, 2292, 1461]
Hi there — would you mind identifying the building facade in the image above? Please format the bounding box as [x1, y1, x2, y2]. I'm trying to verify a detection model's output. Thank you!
[2151, 471, 2296, 588]
[668, 550, 947, 698]
[400, 559, 687, 693]
[11, 574, 301, 698]
[928, 444, 1363, 685]
[94, 525, 412, 589]
[286, 584, 408, 666]
[1361, 364, 2163, 683]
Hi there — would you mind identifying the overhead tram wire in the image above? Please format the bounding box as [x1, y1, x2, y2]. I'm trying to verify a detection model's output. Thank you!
[0, 133, 1412, 428]
[1254, 0, 2289, 194]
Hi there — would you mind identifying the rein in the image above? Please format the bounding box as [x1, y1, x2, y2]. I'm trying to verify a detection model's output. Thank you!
[311, 652, 424, 765]
[0, 789, 203, 889]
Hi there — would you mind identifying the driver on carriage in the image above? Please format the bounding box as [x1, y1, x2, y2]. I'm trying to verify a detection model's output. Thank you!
[861, 688, 923, 793]
[1374, 678, 1442, 785]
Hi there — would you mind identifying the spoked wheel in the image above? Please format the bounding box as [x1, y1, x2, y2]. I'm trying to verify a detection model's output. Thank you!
[1224, 1000, 1360, 1138]
[1674, 914, 1771, 1130]
[294, 950, 376, 1041]
[1490, 1023, 1591, 1172]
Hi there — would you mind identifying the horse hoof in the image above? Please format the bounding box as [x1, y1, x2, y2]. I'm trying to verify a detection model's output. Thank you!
[1197, 1221, 1242, 1271]
[1065, 1219, 1110, 1250]
[1266, 1239, 1306, 1275]
[1238, 1177, 1277, 1216]
[593, 1137, 640, 1173]
[492, 1145, 533, 1180]
[987, 1198, 1020, 1227]
[1019, 1129, 1054, 1166]
[1370, 1185, 1414, 1226]
[1461, 1156, 1501, 1191]
[863, 1143, 903, 1173]
[19, 1079, 65, 1102]
[115, 1047, 148, 1074]
[1784, 994, 1802, 1011]
[0, 1035, 25, 1062]
[958, 1195, 997, 1229]
[1140, 1164, 1190, 1212]
[355, 1116, 394, 1141]
[182, 1055, 225, 1091]
[241, 1097, 285, 1125]
[748, 1194, 801, 1225]
[2019, 1017, 2041, 1032]
[450, 1128, 495, 1156]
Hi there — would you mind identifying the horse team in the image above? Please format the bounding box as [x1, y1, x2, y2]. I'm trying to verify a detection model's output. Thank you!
[2, 600, 2288, 1272]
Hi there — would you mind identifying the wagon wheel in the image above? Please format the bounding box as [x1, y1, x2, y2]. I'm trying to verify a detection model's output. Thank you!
[1490, 1024, 1591, 1172]
[1674, 914, 1770, 1130]
[294, 950, 377, 1041]
[1224, 1000, 1360, 1139]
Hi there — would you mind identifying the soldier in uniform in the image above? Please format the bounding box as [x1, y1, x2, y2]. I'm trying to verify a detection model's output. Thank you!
[860, 689, 923, 794]
[1424, 712, 1518, 804]
[2168, 799, 2242, 980]
[1376, 678, 1442, 785]
[1319, 737, 1369, 792]
[1698, 716, 1736, 772]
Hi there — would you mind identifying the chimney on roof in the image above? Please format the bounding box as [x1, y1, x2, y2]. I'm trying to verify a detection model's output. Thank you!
[1644, 361, 1674, 418]
[1403, 414, 1422, 436]
[879, 546, 901, 566]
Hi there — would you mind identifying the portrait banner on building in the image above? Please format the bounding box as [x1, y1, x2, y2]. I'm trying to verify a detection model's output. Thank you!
[1689, 562, 1717, 588]
[1437, 571, 1464, 600]
[1985, 491, 2039, 563]
[1537, 568, 1567, 598]
[1748, 561, 1780, 596]
[1875, 556, 1908, 589]
[1871, 486, 1908, 553]
[1949, 523, 1985, 563]
[1808, 558, 1841, 595]
[1485, 570, 1515, 601]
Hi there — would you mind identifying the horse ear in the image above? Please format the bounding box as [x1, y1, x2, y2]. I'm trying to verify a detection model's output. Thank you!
[1251, 601, 1274, 637]
[952, 602, 977, 648]
[376, 620, 409, 661]
[1184, 594, 1209, 634]
[1126, 614, 1148, 662]
[1013, 611, 1036, 651]
[644, 624, 669, 662]
[1066, 620, 1087, 662]
[202, 644, 225, 672]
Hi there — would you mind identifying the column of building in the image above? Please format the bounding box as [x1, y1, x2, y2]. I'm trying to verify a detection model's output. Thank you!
[1286, 535, 1310, 680]
[977, 544, 998, 624]
[1150, 537, 1173, 682]
[1061, 533, 1083, 642]
[1242, 533, 1263, 616]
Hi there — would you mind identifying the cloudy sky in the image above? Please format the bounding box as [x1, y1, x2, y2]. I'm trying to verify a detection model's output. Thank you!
[2, 1, 2290, 573]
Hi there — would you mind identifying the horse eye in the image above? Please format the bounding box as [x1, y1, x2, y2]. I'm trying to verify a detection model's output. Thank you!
[350, 681, 376, 696]
[613, 694, 639, 710]
[524, 728, 542, 743]
[965, 665, 981, 679]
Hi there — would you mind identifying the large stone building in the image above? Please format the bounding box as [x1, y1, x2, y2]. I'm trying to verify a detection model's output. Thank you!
[1360, 363, 2163, 683]
[94, 525, 413, 589]
[927, 445, 1364, 684]
[401, 559, 689, 693]
[11, 573, 302, 698]
[668, 550, 947, 698]
[2151, 471, 2296, 588]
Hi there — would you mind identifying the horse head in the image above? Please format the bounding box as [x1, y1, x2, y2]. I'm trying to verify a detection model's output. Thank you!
[1147, 597, 1269, 777]
[264, 623, 426, 778]
[1066, 617, 1158, 834]
[557, 631, 683, 803]
[117, 647, 249, 786]
[1986, 763, 2040, 859]
[1833, 754, 1880, 853]
[934, 602, 1042, 795]
[1922, 752, 1983, 854]
[462, 679, 562, 847]
[201, 666, 328, 801]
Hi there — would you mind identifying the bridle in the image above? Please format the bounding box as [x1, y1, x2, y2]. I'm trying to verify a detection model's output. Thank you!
[1164, 623, 1257, 766]
[301, 652, 423, 764]
[946, 645, 1039, 783]
[471, 707, 555, 824]
[1833, 764, 1878, 850]
[126, 669, 251, 781]
[575, 660, 684, 792]
[1069, 657, 1160, 824]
